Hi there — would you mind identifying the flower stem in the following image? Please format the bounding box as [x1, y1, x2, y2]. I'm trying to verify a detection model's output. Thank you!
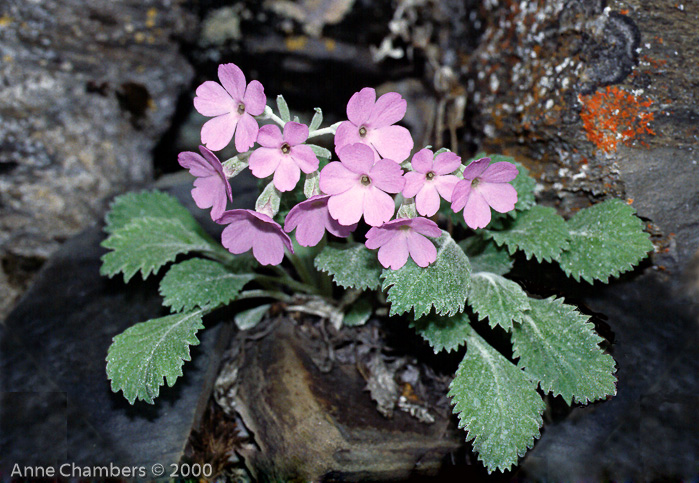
[236, 289, 294, 303]
[253, 273, 319, 295]
[308, 121, 342, 139]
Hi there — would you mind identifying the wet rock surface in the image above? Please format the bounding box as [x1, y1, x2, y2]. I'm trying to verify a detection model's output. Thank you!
[0, 0, 197, 319]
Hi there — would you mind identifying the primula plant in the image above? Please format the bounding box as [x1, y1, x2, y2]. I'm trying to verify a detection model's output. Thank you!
[101, 63, 654, 472]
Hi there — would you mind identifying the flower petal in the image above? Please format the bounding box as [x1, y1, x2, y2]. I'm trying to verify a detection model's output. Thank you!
[328, 187, 365, 226]
[415, 184, 441, 217]
[252, 230, 286, 265]
[407, 217, 442, 238]
[243, 80, 266, 115]
[367, 125, 413, 163]
[366, 92, 406, 128]
[201, 113, 238, 152]
[433, 151, 462, 175]
[451, 179, 471, 212]
[377, 234, 409, 270]
[234, 113, 259, 153]
[218, 63, 246, 101]
[319, 161, 359, 195]
[194, 81, 236, 117]
[480, 161, 519, 183]
[463, 191, 492, 229]
[410, 148, 434, 173]
[370, 158, 405, 193]
[462, 157, 490, 180]
[402, 171, 425, 198]
[478, 182, 518, 213]
[256, 123, 283, 148]
[363, 187, 395, 226]
[346, 87, 376, 125]
[289, 145, 319, 173]
[337, 143, 375, 174]
[334, 121, 362, 149]
[407, 231, 437, 267]
[283, 121, 309, 145]
[273, 157, 301, 192]
[248, 147, 281, 179]
[365, 224, 398, 249]
[221, 219, 254, 254]
[434, 175, 459, 202]
[178, 151, 214, 178]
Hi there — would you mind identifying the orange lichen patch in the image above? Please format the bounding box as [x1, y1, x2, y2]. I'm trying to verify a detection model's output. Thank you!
[0, 15, 12, 27]
[285, 35, 308, 51]
[146, 7, 157, 28]
[578, 86, 655, 153]
[620, 9, 630, 15]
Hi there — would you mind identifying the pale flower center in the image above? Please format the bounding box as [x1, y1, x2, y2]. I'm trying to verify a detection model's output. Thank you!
[281, 143, 291, 154]
[399, 225, 411, 232]
[358, 126, 367, 138]
[360, 174, 371, 186]
[426, 171, 436, 180]
[471, 177, 481, 188]
[237, 103, 246, 115]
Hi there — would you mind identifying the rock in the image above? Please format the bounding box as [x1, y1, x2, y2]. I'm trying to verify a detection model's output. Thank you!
[221, 317, 464, 481]
[0, 0, 197, 320]
[466, 0, 699, 271]
[0, 177, 257, 474]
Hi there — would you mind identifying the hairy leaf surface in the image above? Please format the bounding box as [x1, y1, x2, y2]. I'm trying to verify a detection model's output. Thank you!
[555, 199, 653, 283]
[107, 310, 204, 404]
[449, 332, 545, 472]
[315, 243, 382, 290]
[512, 297, 617, 403]
[160, 258, 255, 312]
[382, 232, 471, 318]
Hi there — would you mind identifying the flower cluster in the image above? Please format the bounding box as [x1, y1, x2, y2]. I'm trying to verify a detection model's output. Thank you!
[179, 63, 519, 269]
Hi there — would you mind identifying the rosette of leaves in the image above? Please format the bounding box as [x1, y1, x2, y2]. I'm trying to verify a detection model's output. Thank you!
[100, 149, 653, 473]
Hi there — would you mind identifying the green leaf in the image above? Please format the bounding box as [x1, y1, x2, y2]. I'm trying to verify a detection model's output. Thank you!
[235, 304, 271, 330]
[486, 205, 570, 262]
[107, 310, 205, 404]
[100, 217, 215, 282]
[105, 190, 202, 235]
[459, 237, 514, 276]
[255, 181, 282, 217]
[555, 199, 653, 283]
[382, 232, 471, 318]
[343, 296, 373, 327]
[159, 258, 255, 312]
[309, 107, 323, 132]
[449, 332, 545, 472]
[512, 297, 617, 404]
[276, 94, 291, 122]
[410, 311, 472, 353]
[314, 243, 382, 290]
[468, 272, 530, 331]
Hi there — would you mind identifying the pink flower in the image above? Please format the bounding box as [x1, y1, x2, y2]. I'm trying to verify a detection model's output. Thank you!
[402, 148, 461, 217]
[451, 157, 518, 229]
[284, 195, 356, 247]
[365, 218, 442, 270]
[319, 143, 405, 227]
[177, 145, 232, 221]
[334, 87, 414, 163]
[248, 122, 318, 192]
[217, 209, 293, 265]
[194, 63, 266, 152]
